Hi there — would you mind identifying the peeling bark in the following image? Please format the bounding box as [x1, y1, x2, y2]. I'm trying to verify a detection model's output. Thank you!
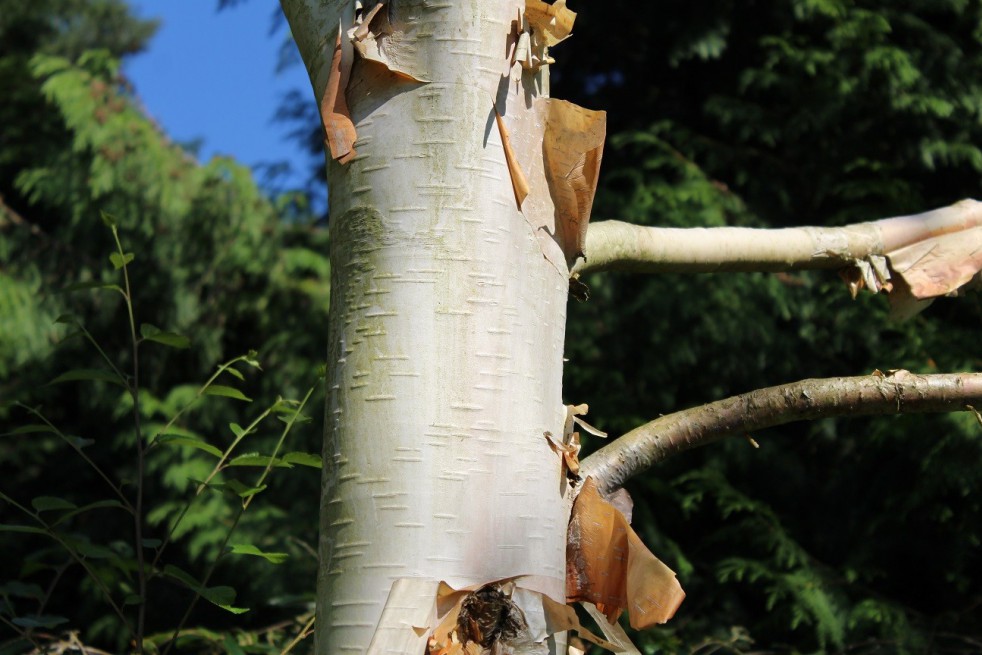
[280, 1, 603, 652]
[580, 371, 982, 495]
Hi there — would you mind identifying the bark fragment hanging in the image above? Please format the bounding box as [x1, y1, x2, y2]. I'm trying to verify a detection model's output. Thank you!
[566, 477, 685, 629]
[525, 0, 577, 66]
[840, 225, 982, 319]
[525, 0, 576, 44]
[541, 100, 606, 268]
[492, 99, 530, 210]
[320, 27, 358, 164]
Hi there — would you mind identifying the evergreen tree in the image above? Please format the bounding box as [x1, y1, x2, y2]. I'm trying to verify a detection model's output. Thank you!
[560, 2, 982, 651]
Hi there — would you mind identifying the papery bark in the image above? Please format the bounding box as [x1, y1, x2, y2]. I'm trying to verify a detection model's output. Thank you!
[280, 1, 596, 652]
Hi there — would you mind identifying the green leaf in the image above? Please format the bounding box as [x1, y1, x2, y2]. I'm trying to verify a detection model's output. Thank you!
[142, 538, 162, 548]
[54, 314, 77, 325]
[0, 524, 47, 535]
[109, 252, 135, 269]
[224, 367, 245, 381]
[66, 436, 95, 449]
[282, 452, 322, 468]
[148, 424, 202, 445]
[73, 541, 117, 560]
[1, 424, 55, 436]
[227, 544, 288, 564]
[207, 588, 246, 613]
[162, 564, 201, 589]
[49, 368, 125, 387]
[228, 453, 289, 468]
[225, 480, 267, 498]
[100, 211, 116, 228]
[228, 422, 246, 438]
[276, 409, 313, 425]
[156, 434, 222, 458]
[140, 323, 190, 349]
[12, 615, 68, 629]
[271, 398, 300, 413]
[123, 594, 143, 606]
[52, 500, 129, 525]
[202, 385, 251, 402]
[62, 281, 123, 294]
[162, 565, 248, 614]
[31, 496, 77, 512]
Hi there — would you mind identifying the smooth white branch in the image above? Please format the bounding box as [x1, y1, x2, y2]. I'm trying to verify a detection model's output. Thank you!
[579, 371, 982, 494]
[576, 199, 982, 274]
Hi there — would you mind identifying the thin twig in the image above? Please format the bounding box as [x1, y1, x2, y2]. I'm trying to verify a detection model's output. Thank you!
[110, 224, 147, 653]
[279, 614, 316, 655]
[0, 493, 134, 635]
[159, 383, 317, 655]
[15, 404, 134, 513]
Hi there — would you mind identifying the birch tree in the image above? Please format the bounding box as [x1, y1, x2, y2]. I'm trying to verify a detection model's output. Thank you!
[280, 2, 982, 653]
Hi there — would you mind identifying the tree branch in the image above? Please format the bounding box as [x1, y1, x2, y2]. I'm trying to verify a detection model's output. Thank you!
[576, 199, 982, 275]
[579, 371, 982, 494]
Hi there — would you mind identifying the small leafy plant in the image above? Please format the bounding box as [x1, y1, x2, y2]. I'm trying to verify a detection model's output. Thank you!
[0, 215, 322, 654]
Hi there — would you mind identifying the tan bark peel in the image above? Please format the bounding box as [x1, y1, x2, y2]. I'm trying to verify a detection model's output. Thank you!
[542, 100, 606, 267]
[321, 28, 357, 164]
[566, 478, 685, 629]
[494, 17, 606, 275]
[884, 226, 982, 317]
[349, 1, 430, 83]
[842, 225, 982, 318]
[511, 98, 606, 273]
[521, 0, 576, 70]
[492, 100, 530, 209]
[525, 0, 576, 47]
[580, 371, 982, 495]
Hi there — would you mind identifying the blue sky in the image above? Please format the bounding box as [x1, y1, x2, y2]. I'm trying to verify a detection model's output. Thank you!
[124, 1, 320, 201]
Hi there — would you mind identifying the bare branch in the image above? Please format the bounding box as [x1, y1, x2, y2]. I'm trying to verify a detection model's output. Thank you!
[579, 371, 982, 494]
[576, 199, 982, 275]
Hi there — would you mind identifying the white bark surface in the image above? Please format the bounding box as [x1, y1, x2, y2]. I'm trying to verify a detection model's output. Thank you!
[282, 2, 572, 652]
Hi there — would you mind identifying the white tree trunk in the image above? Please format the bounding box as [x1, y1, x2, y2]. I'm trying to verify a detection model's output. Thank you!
[282, 2, 572, 652]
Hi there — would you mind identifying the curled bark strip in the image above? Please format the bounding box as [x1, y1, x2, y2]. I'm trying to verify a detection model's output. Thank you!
[321, 28, 357, 164]
[492, 99, 530, 209]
